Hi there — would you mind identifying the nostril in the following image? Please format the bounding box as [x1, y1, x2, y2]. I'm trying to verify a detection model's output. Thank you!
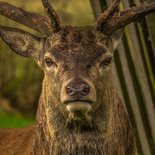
[66, 82, 90, 97]
[81, 85, 90, 96]
[66, 87, 75, 96]
[83, 87, 89, 93]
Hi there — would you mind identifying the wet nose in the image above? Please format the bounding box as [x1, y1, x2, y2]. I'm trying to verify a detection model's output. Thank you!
[66, 81, 90, 97]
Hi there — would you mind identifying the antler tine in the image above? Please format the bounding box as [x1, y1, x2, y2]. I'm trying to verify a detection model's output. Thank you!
[96, 0, 121, 31]
[96, 0, 155, 35]
[0, 2, 53, 36]
[42, 0, 61, 33]
[104, 0, 155, 35]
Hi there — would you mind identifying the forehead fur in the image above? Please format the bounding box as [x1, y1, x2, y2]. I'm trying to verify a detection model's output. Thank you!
[44, 26, 109, 62]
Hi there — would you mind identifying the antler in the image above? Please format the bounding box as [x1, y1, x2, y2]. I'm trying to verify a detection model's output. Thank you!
[42, 0, 61, 32]
[0, 1, 61, 35]
[0, 2, 53, 36]
[96, 0, 120, 31]
[96, 0, 155, 35]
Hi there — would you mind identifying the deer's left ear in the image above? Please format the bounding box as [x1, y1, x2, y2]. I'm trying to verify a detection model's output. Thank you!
[108, 28, 124, 52]
[0, 26, 41, 59]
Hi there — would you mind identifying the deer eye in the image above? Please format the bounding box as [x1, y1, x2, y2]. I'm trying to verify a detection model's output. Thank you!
[100, 57, 112, 68]
[44, 58, 55, 67]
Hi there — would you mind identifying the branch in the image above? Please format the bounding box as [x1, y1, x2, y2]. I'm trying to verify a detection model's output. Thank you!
[96, 0, 155, 35]
[42, 0, 61, 32]
[96, 0, 120, 31]
[0, 2, 53, 35]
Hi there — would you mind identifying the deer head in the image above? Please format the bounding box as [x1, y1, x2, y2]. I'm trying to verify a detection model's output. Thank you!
[0, 0, 155, 129]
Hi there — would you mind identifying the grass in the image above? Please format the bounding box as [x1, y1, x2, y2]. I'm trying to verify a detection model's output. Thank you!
[0, 110, 34, 128]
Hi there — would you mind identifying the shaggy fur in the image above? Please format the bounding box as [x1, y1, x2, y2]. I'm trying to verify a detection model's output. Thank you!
[0, 26, 135, 155]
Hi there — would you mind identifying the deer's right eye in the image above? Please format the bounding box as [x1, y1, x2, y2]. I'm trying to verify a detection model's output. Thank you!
[44, 58, 55, 67]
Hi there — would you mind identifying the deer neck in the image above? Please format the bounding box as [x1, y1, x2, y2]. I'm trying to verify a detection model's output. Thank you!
[33, 82, 121, 155]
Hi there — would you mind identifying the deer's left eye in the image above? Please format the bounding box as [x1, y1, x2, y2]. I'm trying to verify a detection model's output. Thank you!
[100, 57, 112, 68]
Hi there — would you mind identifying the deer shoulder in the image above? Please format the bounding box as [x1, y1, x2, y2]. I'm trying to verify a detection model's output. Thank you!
[0, 126, 34, 155]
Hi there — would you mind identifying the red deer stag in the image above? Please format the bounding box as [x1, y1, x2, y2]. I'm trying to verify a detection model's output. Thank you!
[0, 0, 155, 154]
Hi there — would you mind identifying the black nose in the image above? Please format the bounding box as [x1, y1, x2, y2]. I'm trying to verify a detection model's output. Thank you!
[66, 81, 90, 97]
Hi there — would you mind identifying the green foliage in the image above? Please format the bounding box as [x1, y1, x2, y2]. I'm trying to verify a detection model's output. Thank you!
[0, 110, 34, 128]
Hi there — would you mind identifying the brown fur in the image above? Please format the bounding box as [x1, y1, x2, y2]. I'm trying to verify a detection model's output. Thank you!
[0, 126, 34, 155]
[0, 25, 135, 155]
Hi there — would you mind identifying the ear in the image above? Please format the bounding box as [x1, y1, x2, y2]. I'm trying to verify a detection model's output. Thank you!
[0, 25, 41, 59]
[108, 28, 124, 52]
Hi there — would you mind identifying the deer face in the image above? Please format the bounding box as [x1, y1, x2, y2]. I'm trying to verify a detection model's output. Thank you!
[1, 25, 122, 127]
[0, 25, 122, 122]
[42, 26, 119, 116]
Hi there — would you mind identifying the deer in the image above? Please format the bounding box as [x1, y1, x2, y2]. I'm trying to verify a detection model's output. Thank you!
[0, 0, 155, 154]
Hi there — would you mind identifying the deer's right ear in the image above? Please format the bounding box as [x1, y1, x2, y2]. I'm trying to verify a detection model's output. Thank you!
[0, 26, 41, 59]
